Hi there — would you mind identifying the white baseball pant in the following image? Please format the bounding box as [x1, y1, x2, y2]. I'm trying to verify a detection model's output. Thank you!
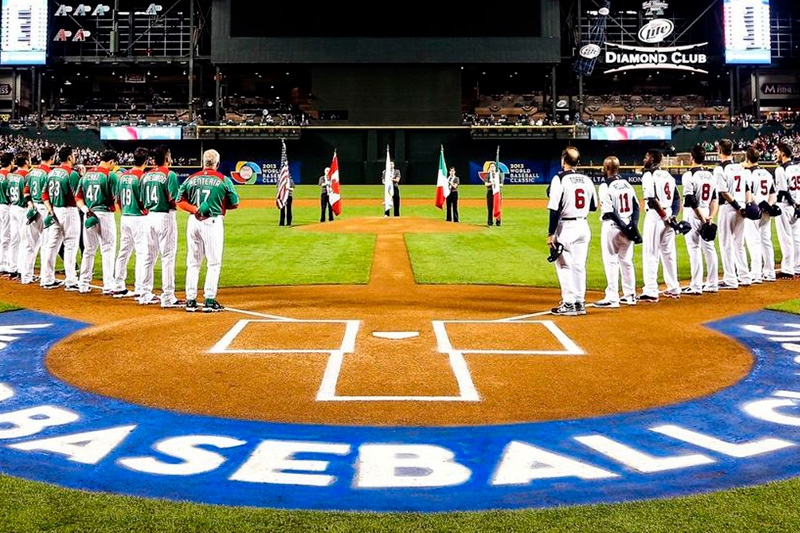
[79, 211, 117, 292]
[600, 220, 635, 304]
[718, 204, 752, 286]
[19, 204, 47, 284]
[642, 210, 679, 298]
[684, 210, 719, 292]
[775, 205, 800, 276]
[0, 204, 9, 272]
[185, 215, 225, 302]
[142, 211, 178, 304]
[40, 207, 80, 287]
[553, 219, 590, 305]
[7, 205, 25, 274]
[114, 215, 148, 294]
[745, 215, 776, 282]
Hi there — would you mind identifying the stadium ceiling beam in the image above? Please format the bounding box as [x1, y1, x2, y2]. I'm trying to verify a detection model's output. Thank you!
[58, 56, 211, 65]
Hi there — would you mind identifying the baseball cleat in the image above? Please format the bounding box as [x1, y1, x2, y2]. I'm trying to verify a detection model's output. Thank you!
[718, 282, 738, 290]
[64, 284, 80, 292]
[591, 299, 620, 308]
[681, 287, 703, 295]
[575, 302, 587, 315]
[764, 277, 777, 283]
[550, 302, 577, 316]
[42, 281, 64, 290]
[78, 288, 91, 294]
[185, 300, 199, 313]
[162, 299, 186, 309]
[620, 295, 637, 306]
[663, 291, 681, 299]
[777, 272, 794, 280]
[203, 299, 225, 313]
[639, 294, 659, 303]
[112, 290, 138, 299]
[137, 294, 159, 305]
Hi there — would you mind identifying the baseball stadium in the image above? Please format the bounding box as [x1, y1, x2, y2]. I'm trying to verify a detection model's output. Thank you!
[2, 0, 800, 531]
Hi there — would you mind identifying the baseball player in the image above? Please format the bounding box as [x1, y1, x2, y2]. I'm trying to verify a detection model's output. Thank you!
[40, 147, 82, 290]
[19, 146, 55, 285]
[139, 146, 182, 307]
[714, 139, 753, 289]
[7, 152, 32, 282]
[112, 147, 150, 298]
[774, 142, 800, 279]
[681, 144, 719, 295]
[0, 152, 13, 277]
[640, 149, 681, 302]
[547, 146, 597, 316]
[75, 150, 119, 294]
[593, 156, 639, 308]
[743, 147, 777, 283]
[176, 149, 239, 313]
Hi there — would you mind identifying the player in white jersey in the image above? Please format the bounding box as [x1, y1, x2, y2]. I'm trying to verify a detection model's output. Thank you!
[681, 145, 719, 295]
[547, 147, 598, 316]
[640, 149, 681, 302]
[592, 156, 640, 308]
[743, 147, 777, 283]
[714, 139, 752, 289]
[774, 142, 800, 278]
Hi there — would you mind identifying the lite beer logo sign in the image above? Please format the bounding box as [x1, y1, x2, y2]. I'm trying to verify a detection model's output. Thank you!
[638, 19, 674, 44]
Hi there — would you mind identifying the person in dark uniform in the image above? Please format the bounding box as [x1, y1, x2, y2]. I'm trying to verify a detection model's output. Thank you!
[279, 177, 295, 227]
[485, 162, 502, 226]
[446, 166, 460, 222]
[319, 167, 334, 222]
[382, 162, 401, 217]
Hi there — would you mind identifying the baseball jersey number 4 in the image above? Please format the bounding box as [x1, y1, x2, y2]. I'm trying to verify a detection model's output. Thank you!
[664, 183, 672, 200]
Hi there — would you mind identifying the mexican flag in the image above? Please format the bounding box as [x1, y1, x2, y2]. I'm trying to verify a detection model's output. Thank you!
[328, 151, 342, 216]
[435, 145, 449, 209]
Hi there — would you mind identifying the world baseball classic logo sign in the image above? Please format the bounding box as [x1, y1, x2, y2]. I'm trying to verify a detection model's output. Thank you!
[2, 309, 800, 511]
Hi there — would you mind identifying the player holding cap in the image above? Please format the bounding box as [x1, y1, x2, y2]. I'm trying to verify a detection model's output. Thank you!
[593, 156, 639, 308]
[75, 150, 119, 294]
[19, 146, 54, 286]
[112, 147, 150, 298]
[640, 149, 681, 302]
[40, 147, 81, 290]
[177, 149, 239, 313]
[681, 145, 719, 295]
[547, 146, 597, 316]
[0, 153, 11, 277]
[743, 147, 777, 283]
[714, 139, 752, 289]
[139, 146, 181, 307]
[774, 142, 800, 279]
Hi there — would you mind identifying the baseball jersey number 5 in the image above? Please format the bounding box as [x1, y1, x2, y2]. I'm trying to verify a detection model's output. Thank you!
[575, 189, 585, 209]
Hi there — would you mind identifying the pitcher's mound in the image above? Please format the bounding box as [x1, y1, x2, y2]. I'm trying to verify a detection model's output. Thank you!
[296, 216, 483, 234]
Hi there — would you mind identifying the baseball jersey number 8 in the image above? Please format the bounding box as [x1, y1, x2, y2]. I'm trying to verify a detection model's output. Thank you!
[701, 183, 711, 202]
[575, 189, 585, 209]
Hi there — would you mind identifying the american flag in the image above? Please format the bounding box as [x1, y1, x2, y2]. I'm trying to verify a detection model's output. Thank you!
[276, 139, 290, 209]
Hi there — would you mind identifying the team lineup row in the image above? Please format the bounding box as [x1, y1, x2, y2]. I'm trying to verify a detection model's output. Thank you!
[547, 140, 800, 316]
[0, 145, 240, 313]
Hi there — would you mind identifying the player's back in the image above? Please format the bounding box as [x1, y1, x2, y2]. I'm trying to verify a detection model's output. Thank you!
[748, 167, 775, 204]
[644, 169, 676, 211]
[605, 179, 637, 221]
[715, 161, 748, 204]
[141, 166, 177, 213]
[783, 161, 800, 204]
[79, 167, 116, 211]
[684, 167, 716, 210]
[118, 168, 145, 216]
[46, 165, 79, 208]
[551, 171, 596, 219]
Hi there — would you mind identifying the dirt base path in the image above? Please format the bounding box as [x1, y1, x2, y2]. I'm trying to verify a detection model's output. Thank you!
[2, 216, 794, 426]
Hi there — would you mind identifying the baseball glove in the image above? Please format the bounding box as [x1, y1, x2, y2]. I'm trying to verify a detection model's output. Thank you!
[623, 221, 643, 244]
[547, 242, 565, 263]
[759, 201, 781, 217]
[700, 222, 717, 242]
[743, 202, 763, 221]
[669, 219, 692, 235]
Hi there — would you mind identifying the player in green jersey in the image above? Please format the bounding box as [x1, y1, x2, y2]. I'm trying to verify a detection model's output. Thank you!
[75, 150, 119, 294]
[20, 146, 55, 285]
[0, 152, 13, 276]
[6, 152, 32, 281]
[177, 149, 239, 312]
[112, 147, 150, 298]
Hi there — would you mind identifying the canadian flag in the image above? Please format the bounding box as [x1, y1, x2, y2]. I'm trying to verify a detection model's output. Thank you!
[328, 151, 342, 216]
[435, 146, 449, 209]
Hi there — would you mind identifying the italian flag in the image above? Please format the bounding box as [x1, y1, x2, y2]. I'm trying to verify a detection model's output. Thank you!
[435, 145, 449, 209]
[328, 151, 342, 216]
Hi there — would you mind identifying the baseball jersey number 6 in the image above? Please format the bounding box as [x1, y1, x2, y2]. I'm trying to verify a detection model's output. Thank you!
[575, 189, 585, 209]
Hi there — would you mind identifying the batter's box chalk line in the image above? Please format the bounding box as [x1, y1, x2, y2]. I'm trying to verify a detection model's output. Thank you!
[208, 311, 584, 403]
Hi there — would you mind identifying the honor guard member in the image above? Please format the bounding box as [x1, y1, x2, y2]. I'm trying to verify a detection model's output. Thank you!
[40, 147, 82, 290]
[0, 153, 11, 276]
[640, 149, 681, 302]
[774, 142, 800, 278]
[485, 162, 503, 226]
[6, 152, 32, 281]
[593, 156, 639, 308]
[177, 149, 240, 313]
[446, 167, 460, 223]
[547, 147, 597, 316]
[75, 150, 119, 294]
[112, 147, 149, 298]
[279, 176, 295, 227]
[382, 162, 401, 217]
[681, 145, 719, 295]
[20, 146, 54, 285]
[743, 147, 777, 283]
[715, 139, 753, 289]
[319, 168, 334, 222]
[140, 146, 181, 307]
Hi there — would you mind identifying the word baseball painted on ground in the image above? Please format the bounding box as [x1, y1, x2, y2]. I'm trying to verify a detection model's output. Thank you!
[1, 309, 800, 511]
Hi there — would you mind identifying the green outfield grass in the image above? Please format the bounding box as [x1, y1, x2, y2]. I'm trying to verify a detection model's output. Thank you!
[768, 299, 800, 315]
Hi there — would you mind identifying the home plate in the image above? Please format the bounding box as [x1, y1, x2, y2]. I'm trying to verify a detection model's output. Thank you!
[372, 331, 420, 340]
